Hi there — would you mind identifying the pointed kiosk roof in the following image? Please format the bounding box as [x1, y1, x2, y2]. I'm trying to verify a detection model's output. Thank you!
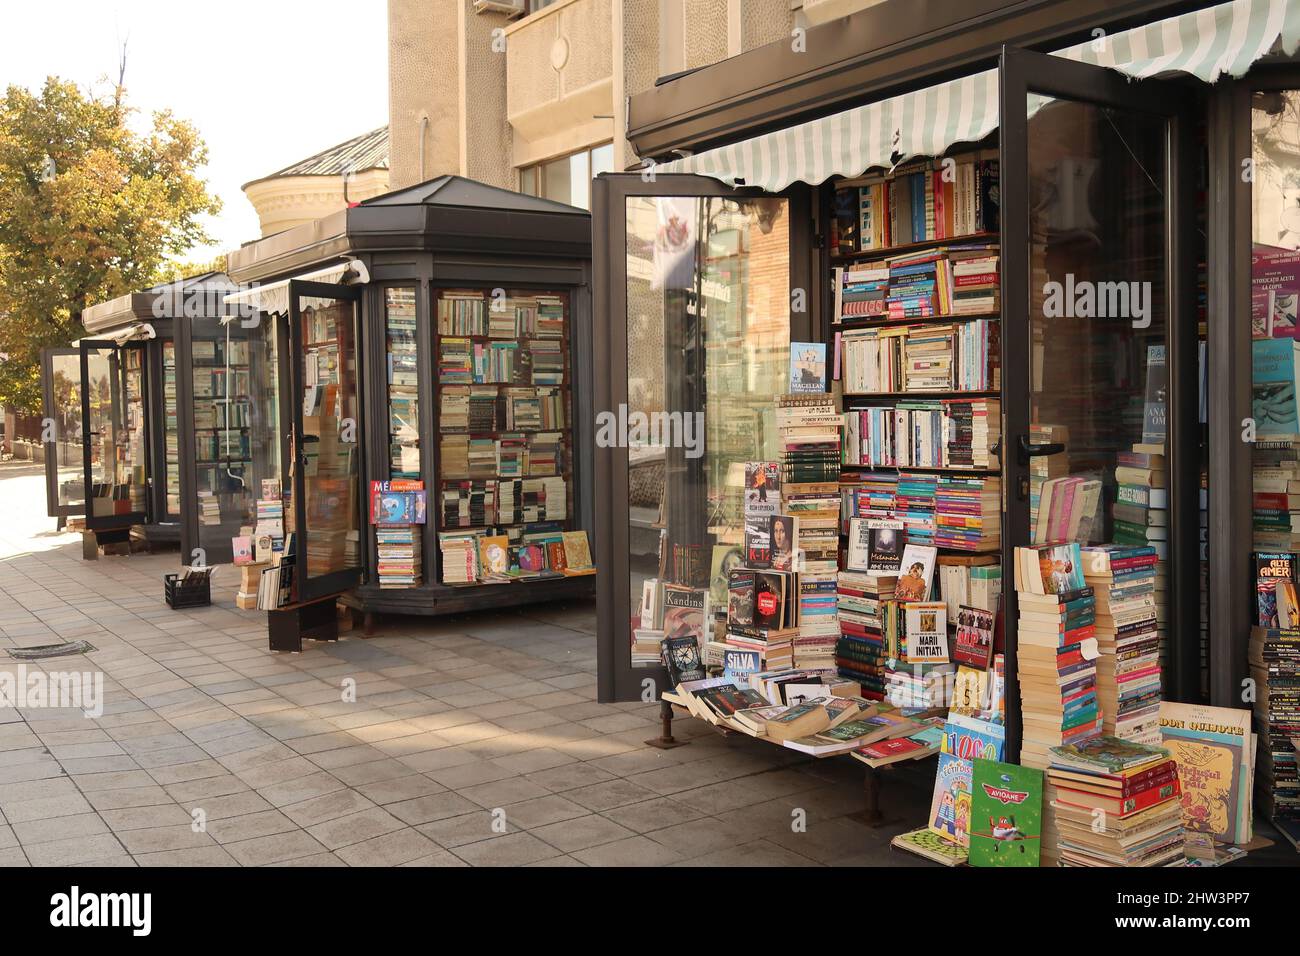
[227, 175, 590, 285]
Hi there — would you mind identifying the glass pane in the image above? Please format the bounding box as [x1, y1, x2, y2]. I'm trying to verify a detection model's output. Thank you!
[541, 152, 589, 208]
[520, 167, 538, 196]
[48, 353, 85, 510]
[591, 143, 615, 179]
[299, 296, 361, 578]
[191, 316, 280, 559]
[1250, 90, 1300, 615]
[386, 288, 420, 479]
[624, 195, 791, 666]
[162, 340, 180, 516]
[1024, 97, 1169, 741]
[84, 346, 146, 518]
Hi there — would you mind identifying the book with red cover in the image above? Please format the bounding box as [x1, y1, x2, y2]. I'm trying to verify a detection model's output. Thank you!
[858, 736, 925, 760]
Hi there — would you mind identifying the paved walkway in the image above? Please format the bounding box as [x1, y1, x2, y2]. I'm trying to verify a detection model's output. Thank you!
[0, 462, 935, 867]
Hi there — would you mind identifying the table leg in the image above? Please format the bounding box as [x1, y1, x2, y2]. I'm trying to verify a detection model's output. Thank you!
[644, 698, 688, 750]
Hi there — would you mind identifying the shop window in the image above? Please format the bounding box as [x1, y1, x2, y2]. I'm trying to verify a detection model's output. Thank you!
[385, 287, 420, 480]
[519, 143, 614, 210]
[162, 340, 180, 517]
[1249, 90, 1300, 626]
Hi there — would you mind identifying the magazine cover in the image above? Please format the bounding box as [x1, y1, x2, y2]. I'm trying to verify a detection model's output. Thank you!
[968, 759, 1043, 867]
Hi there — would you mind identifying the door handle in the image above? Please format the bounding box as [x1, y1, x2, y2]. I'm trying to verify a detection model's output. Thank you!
[1017, 434, 1066, 466]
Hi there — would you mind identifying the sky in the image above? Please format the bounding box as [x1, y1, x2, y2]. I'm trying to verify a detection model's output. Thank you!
[0, 0, 389, 259]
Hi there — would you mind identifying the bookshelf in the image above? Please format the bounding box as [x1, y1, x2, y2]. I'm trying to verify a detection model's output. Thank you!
[432, 289, 574, 585]
[162, 341, 181, 516]
[831, 149, 1003, 560]
[190, 336, 253, 532]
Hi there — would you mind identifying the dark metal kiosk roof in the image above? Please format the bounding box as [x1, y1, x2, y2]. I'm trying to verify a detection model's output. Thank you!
[80, 271, 236, 335]
[227, 175, 592, 286]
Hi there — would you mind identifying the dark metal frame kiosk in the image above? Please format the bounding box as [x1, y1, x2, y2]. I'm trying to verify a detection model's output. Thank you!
[40, 272, 239, 560]
[224, 175, 595, 626]
[594, 0, 1286, 775]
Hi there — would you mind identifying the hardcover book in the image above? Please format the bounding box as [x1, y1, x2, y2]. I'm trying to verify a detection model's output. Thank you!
[968, 759, 1043, 867]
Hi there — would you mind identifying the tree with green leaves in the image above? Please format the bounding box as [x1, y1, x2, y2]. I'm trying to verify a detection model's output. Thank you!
[0, 77, 220, 413]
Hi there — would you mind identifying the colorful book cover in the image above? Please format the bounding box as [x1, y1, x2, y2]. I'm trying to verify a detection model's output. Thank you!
[968, 759, 1043, 867]
[1158, 702, 1254, 845]
[892, 826, 967, 866]
[953, 605, 994, 668]
[894, 543, 937, 601]
[1251, 337, 1300, 436]
[789, 342, 828, 392]
[928, 752, 973, 846]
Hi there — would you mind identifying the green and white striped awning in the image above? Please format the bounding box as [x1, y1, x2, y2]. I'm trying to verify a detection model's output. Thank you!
[658, 0, 1300, 191]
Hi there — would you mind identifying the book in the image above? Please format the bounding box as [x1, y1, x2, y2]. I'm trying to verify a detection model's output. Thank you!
[662, 635, 706, 686]
[894, 543, 937, 602]
[968, 759, 1043, 867]
[953, 605, 995, 668]
[1158, 702, 1254, 845]
[929, 751, 973, 846]
[867, 519, 904, 571]
[561, 530, 595, 575]
[789, 342, 827, 393]
[891, 827, 967, 866]
[231, 536, 253, 566]
[662, 586, 707, 641]
[763, 701, 831, 743]
[903, 601, 949, 662]
[1252, 337, 1300, 437]
[1256, 551, 1299, 628]
[769, 515, 798, 572]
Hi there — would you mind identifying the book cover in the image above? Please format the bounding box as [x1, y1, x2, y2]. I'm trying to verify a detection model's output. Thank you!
[727, 569, 756, 629]
[968, 759, 1043, 867]
[904, 601, 949, 662]
[1158, 702, 1254, 845]
[1255, 551, 1298, 628]
[894, 544, 938, 602]
[1251, 337, 1300, 436]
[789, 342, 828, 393]
[845, 518, 872, 572]
[661, 635, 705, 686]
[478, 536, 510, 576]
[561, 531, 593, 571]
[709, 544, 743, 610]
[231, 536, 253, 566]
[1141, 344, 1167, 445]
[953, 605, 995, 668]
[928, 752, 973, 846]
[769, 515, 797, 572]
[892, 827, 967, 866]
[662, 585, 707, 641]
[867, 518, 904, 572]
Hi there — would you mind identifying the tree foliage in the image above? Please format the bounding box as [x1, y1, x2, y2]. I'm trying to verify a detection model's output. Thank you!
[0, 77, 221, 412]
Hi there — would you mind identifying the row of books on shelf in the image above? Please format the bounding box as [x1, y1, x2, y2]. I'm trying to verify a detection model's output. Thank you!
[191, 339, 250, 365]
[436, 293, 565, 339]
[440, 476, 567, 528]
[439, 433, 564, 480]
[841, 472, 1002, 552]
[437, 526, 593, 585]
[843, 398, 1000, 470]
[839, 319, 999, 393]
[834, 247, 999, 321]
[831, 155, 1000, 255]
[440, 385, 566, 432]
[193, 399, 251, 430]
[192, 367, 250, 398]
[196, 431, 250, 461]
[438, 338, 564, 386]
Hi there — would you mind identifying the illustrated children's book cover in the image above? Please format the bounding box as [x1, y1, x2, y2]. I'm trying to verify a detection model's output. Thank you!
[928, 752, 973, 846]
[1255, 551, 1299, 628]
[1158, 702, 1254, 846]
[968, 759, 1043, 867]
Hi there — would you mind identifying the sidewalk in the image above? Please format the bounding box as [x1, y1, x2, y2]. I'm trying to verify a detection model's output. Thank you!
[0, 462, 923, 866]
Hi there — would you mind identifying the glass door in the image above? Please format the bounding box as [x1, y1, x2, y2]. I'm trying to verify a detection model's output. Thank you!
[41, 347, 86, 519]
[593, 173, 811, 703]
[79, 339, 150, 531]
[287, 280, 365, 600]
[999, 48, 1199, 756]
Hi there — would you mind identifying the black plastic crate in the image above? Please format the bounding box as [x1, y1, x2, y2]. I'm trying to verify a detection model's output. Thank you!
[164, 573, 211, 610]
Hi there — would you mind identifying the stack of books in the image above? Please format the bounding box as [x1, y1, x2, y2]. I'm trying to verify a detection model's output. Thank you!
[1248, 625, 1300, 848]
[935, 555, 1000, 621]
[1042, 736, 1185, 867]
[1014, 544, 1103, 769]
[1032, 475, 1103, 546]
[440, 480, 496, 527]
[1252, 461, 1300, 551]
[376, 526, 422, 588]
[1113, 445, 1168, 559]
[895, 471, 938, 547]
[833, 263, 889, 320]
[1083, 545, 1163, 745]
[946, 251, 1000, 315]
[841, 398, 1000, 469]
[776, 394, 842, 485]
[255, 486, 284, 550]
[438, 531, 480, 584]
[1028, 423, 1071, 533]
[835, 571, 895, 700]
[197, 490, 221, 526]
[934, 476, 1001, 552]
[497, 476, 567, 524]
[724, 568, 798, 674]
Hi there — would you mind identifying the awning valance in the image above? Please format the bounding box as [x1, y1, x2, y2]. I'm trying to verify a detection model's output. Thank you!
[222, 259, 369, 318]
[658, 0, 1300, 191]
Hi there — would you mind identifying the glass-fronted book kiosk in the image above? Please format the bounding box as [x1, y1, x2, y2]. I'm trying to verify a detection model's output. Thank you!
[40, 272, 245, 560]
[224, 175, 595, 620]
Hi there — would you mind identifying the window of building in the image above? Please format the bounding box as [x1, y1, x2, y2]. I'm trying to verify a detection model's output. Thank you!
[519, 143, 616, 210]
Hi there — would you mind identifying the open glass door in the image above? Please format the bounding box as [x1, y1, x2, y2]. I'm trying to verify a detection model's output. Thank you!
[594, 172, 811, 702]
[999, 47, 1198, 758]
[41, 347, 86, 520]
[79, 339, 150, 532]
[287, 280, 365, 600]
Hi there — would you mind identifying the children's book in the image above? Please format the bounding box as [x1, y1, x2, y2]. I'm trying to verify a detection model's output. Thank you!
[928, 752, 973, 846]
[968, 759, 1043, 867]
[891, 827, 967, 866]
[1158, 702, 1254, 845]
